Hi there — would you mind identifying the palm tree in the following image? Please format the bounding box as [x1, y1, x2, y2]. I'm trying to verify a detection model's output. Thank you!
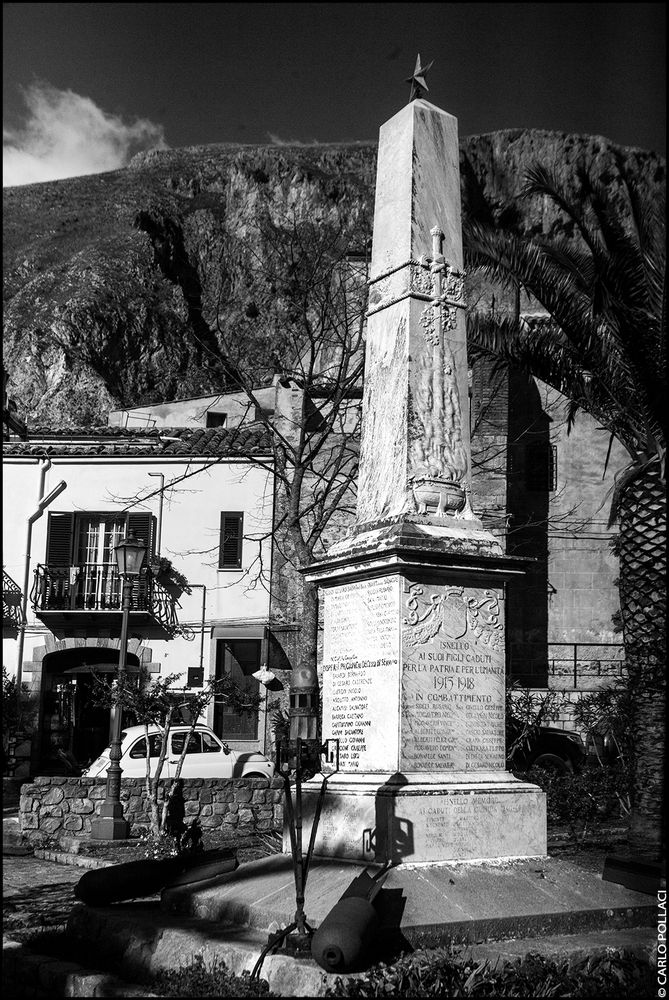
[464, 163, 666, 856]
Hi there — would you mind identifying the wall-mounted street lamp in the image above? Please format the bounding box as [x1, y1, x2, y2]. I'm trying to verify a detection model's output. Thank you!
[90, 532, 147, 840]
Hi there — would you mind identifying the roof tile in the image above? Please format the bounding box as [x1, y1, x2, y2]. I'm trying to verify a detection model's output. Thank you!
[3, 424, 272, 459]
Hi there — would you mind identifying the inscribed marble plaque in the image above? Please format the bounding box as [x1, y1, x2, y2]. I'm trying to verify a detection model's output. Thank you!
[400, 580, 506, 772]
[321, 576, 401, 771]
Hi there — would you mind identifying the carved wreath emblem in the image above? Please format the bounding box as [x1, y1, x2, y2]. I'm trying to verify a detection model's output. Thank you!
[402, 583, 503, 649]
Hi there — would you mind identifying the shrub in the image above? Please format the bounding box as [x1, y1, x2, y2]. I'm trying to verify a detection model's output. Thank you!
[2, 666, 38, 773]
[324, 947, 654, 996]
[529, 761, 629, 844]
[505, 682, 565, 766]
[150, 954, 276, 997]
[571, 681, 633, 818]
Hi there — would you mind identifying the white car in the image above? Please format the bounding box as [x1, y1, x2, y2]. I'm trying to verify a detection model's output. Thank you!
[82, 724, 275, 782]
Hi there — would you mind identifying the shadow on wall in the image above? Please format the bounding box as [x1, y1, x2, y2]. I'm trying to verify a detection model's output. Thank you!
[506, 368, 551, 688]
[370, 772, 414, 865]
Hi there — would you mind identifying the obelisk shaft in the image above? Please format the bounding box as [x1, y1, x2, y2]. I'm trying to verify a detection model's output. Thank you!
[357, 99, 471, 525]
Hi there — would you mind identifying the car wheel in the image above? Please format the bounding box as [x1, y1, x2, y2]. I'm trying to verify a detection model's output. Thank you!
[532, 753, 573, 775]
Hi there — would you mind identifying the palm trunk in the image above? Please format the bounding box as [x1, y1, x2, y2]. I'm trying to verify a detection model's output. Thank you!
[617, 461, 666, 857]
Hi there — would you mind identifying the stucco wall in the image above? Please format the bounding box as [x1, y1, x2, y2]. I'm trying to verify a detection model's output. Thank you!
[543, 382, 627, 645]
[19, 776, 284, 844]
[2, 452, 275, 761]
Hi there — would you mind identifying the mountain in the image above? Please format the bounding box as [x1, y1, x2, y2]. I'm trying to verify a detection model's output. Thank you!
[3, 131, 664, 428]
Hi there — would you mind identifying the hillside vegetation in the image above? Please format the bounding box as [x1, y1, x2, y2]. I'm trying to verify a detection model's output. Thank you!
[3, 132, 664, 428]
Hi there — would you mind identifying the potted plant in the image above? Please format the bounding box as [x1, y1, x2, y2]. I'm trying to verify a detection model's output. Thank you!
[148, 556, 191, 598]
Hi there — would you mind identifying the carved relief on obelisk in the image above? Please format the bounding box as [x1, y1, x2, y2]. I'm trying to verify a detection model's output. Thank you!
[356, 99, 474, 525]
[409, 227, 469, 516]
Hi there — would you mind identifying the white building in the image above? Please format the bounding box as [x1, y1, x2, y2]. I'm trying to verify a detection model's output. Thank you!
[2, 423, 274, 776]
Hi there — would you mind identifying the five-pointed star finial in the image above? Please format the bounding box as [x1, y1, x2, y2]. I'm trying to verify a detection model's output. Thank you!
[406, 54, 434, 101]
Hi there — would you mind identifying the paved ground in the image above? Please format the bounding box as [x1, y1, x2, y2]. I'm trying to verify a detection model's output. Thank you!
[3, 855, 85, 936]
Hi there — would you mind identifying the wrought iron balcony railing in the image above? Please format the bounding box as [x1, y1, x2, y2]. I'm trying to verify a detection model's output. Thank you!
[30, 563, 179, 634]
[3, 570, 24, 630]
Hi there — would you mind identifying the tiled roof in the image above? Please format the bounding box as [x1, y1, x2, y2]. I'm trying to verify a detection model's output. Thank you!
[2, 424, 272, 458]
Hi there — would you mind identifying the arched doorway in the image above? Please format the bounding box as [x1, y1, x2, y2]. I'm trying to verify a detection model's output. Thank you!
[40, 647, 141, 772]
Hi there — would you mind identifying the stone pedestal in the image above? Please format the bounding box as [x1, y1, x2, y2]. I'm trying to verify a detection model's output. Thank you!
[297, 527, 547, 864]
[90, 800, 129, 841]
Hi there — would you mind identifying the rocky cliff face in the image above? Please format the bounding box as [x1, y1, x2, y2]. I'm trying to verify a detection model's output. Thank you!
[3, 132, 664, 428]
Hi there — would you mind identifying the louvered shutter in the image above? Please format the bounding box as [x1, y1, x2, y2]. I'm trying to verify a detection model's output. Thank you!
[46, 513, 75, 567]
[219, 512, 243, 568]
[126, 512, 155, 557]
[126, 513, 155, 610]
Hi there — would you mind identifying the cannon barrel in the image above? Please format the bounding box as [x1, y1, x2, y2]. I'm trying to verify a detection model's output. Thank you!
[75, 849, 236, 905]
[311, 895, 379, 973]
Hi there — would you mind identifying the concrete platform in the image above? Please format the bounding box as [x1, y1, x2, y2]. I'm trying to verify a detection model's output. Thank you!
[161, 853, 656, 948]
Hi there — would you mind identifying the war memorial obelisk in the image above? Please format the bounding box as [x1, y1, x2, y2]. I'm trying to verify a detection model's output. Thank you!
[301, 70, 547, 864]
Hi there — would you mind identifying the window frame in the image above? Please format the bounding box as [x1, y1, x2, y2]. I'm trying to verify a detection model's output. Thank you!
[218, 511, 244, 570]
[213, 638, 261, 742]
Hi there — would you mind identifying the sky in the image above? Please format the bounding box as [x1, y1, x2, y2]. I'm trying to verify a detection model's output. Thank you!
[3, 3, 666, 187]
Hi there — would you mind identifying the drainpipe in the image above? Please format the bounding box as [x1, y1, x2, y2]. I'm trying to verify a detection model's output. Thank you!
[187, 584, 207, 677]
[147, 472, 165, 556]
[16, 469, 68, 691]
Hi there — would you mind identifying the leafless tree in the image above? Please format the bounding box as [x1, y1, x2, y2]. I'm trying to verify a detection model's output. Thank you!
[211, 209, 370, 684]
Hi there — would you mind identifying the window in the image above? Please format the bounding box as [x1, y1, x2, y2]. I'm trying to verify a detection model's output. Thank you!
[46, 511, 154, 566]
[218, 512, 243, 569]
[129, 734, 163, 758]
[43, 511, 155, 611]
[205, 412, 227, 428]
[213, 639, 260, 741]
[76, 515, 125, 609]
[202, 733, 222, 754]
[171, 732, 201, 755]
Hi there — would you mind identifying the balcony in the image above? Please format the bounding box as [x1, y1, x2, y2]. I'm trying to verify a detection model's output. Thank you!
[30, 564, 179, 639]
[3, 570, 24, 638]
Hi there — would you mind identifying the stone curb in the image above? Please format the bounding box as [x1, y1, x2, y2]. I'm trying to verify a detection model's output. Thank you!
[33, 849, 114, 870]
[2, 936, 159, 997]
[66, 907, 332, 997]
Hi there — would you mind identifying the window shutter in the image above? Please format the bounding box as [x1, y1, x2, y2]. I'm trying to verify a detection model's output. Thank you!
[46, 513, 74, 566]
[127, 512, 155, 557]
[219, 513, 243, 569]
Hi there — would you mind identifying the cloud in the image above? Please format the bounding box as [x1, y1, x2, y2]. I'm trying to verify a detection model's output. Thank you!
[3, 82, 167, 187]
[267, 132, 321, 147]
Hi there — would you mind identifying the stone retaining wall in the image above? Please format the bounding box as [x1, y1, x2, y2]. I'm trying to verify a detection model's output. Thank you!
[19, 776, 284, 844]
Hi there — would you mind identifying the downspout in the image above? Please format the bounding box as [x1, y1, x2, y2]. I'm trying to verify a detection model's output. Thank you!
[187, 584, 207, 676]
[16, 463, 67, 690]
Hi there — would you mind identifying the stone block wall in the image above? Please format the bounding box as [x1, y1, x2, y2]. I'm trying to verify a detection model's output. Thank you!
[19, 776, 284, 845]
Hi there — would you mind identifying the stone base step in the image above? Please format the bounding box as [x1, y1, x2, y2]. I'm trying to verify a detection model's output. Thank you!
[467, 926, 656, 965]
[63, 902, 657, 998]
[67, 905, 329, 997]
[160, 853, 657, 946]
[2, 936, 159, 998]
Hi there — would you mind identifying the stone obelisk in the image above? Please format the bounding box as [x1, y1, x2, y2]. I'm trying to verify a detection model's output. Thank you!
[300, 82, 546, 864]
